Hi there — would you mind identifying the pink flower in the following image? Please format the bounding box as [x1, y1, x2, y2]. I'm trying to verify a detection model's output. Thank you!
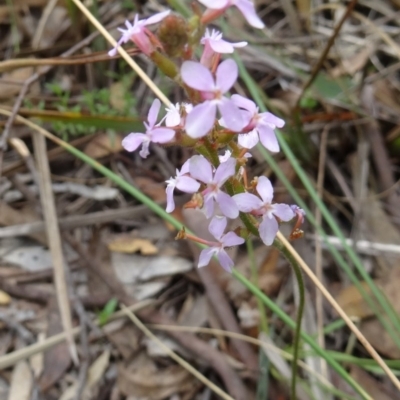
[200, 29, 247, 67]
[198, 0, 265, 29]
[163, 103, 193, 127]
[122, 99, 175, 158]
[198, 216, 244, 271]
[233, 176, 294, 245]
[232, 94, 284, 152]
[181, 59, 245, 138]
[165, 160, 200, 213]
[189, 156, 239, 219]
[108, 11, 170, 56]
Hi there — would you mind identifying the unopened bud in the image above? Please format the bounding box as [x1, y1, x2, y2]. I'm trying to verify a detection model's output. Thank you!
[157, 14, 189, 57]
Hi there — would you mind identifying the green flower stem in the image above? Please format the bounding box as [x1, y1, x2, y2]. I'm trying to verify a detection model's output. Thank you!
[233, 52, 400, 350]
[47, 137, 370, 400]
[274, 238, 305, 400]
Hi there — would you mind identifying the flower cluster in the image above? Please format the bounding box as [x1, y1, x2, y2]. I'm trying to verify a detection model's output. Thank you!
[110, 1, 305, 272]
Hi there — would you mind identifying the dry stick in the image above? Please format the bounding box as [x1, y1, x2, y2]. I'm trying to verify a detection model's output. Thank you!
[120, 305, 235, 400]
[315, 125, 330, 380]
[32, 132, 78, 365]
[32, 0, 58, 49]
[295, 0, 358, 109]
[0, 49, 139, 73]
[276, 231, 400, 391]
[69, 0, 172, 107]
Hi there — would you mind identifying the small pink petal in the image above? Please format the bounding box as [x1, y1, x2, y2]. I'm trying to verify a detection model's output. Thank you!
[216, 192, 239, 218]
[189, 156, 213, 184]
[180, 159, 191, 175]
[238, 129, 259, 149]
[231, 94, 257, 114]
[197, 0, 229, 9]
[217, 250, 234, 272]
[256, 176, 274, 204]
[233, 193, 263, 212]
[185, 101, 216, 138]
[122, 133, 145, 152]
[147, 99, 161, 128]
[221, 232, 245, 247]
[151, 127, 175, 143]
[232, 41, 248, 48]
[272, 204, 295, 221]
[176, 176, 200, 193]
[262, 112, 285, 128]
[259, 215, 278, 246]
[166, 185, 175, 213]
[198, 247, 217, 268]
[218, 98, 244, 132]
[203, 195, 215, 218]
[144, 10, 170, 25]
[235, 0, 265, 29]
[208, 216, 227, 241]
[209, 40, 234, 53]
[139, 140, 150, 158]
[258, 124, 279, 152]
[216, 59, 238, 93]
[181, 61, 215, 92]
[214, 158, 236, 186]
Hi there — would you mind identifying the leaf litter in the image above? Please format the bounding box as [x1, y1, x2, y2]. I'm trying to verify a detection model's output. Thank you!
[0, 0, 400, 399]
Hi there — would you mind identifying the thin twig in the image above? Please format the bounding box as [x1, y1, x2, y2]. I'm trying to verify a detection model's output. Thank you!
[276, 231, 400, 391]
[315, 125, 329, 379]
[32, 132, 78, 365]
[121, 304, 235, 400]
[295, 0, 358, 109]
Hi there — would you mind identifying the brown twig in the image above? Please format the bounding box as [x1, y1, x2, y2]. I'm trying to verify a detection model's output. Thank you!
[32, 133, 78, 365]
[295, 0, 358, 109]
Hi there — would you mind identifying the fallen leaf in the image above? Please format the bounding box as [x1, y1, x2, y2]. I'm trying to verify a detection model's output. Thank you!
[0, 290, 11, 305]
[331, 46, 373, 77]
[0, 67, 39, 100]
[118, 354, 195, 399]
[108, 236, 158, 255]
[84, 133, 124, 159]
[39, 299, 71, 391]
[8, 361, 32, 400]
[133, 177, 166, 203]
[336, 281, 374, 319]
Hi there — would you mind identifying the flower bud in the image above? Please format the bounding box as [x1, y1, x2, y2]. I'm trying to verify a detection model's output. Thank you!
[157, 14, 189, 57]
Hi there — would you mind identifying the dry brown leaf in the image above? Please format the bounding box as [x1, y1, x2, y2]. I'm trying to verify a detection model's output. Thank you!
[39, 299, 71, 391]
[350, 365, 394, 400]
[0, 290, 11, 305]
[108, 236, 158, 255]
[331, 46, 372, 77]
[336, 281, 374, 319]
[133, 176, 166, 203]
[118, 355, 195, 400]
[8, 361, 32, 400]
[0, 67, 39, 100]
[83, 133, 124, 159]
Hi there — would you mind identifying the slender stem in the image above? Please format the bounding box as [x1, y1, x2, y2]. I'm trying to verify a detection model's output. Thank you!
[274, 238, 305, 400]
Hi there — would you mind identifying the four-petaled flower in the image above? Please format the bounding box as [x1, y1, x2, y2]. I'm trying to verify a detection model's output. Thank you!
[189, 156, 239, 219]
[181, 59, 245, 138]
[233, 176, 294, 245]
[198, 216, 244, 271]
[231, 94, 285, 152]
[200, 29, 247, 67]
[198, 0, 265, 29]
[165, 160, 200, 213]
[108, 11, 170, 57]
[122, 99, 175, 158]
